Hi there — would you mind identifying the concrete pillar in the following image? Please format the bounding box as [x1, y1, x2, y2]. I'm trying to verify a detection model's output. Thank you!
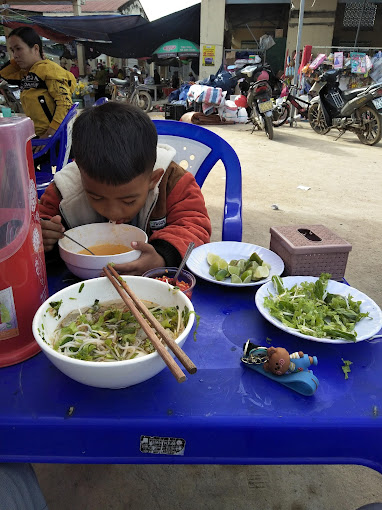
[199, 0, 225, 80]
[286, 0, 338, 57]
[72, 0, 86, 77]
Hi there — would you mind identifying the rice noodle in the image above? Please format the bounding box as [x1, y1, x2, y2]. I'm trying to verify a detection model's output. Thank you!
[51, 300, 187, 362]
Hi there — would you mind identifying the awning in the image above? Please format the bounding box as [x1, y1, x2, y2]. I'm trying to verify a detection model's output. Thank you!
[81, 4, 201, 58]
[1, 4, 200, 57]
[2, 13, 148, 44]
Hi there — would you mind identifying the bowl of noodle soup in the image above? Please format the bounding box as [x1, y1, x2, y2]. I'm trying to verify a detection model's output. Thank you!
[32, 276, 195, 389]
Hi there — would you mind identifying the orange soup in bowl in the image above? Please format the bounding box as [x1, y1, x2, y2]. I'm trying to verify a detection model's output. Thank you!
[79, 244, 132, 256]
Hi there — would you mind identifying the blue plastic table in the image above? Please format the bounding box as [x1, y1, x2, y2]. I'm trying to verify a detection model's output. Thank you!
[1, 264, 381, 471]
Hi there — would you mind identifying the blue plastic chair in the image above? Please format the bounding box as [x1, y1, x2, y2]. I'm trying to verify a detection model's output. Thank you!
[153, 119, 242, 241]
[94, 97, 109, 106]
[32, 102, 79, 198]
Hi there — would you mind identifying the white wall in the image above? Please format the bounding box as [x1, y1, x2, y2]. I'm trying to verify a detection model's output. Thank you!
[199, 0, 225, 79]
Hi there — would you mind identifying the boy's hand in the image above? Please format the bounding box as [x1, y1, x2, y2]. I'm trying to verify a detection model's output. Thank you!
[111, 241, 165, 276]
[41, 215, 65, 252]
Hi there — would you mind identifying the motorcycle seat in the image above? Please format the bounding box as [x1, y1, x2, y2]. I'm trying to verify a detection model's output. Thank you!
[111, 78, 128, 86]
[342, 88, 367, 101]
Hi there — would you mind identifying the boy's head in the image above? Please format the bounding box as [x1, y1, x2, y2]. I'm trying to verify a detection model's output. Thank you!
[71, 102, 163, 224]
[72, 101, 157, 185]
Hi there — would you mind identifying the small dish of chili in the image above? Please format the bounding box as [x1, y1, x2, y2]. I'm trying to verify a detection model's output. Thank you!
[142, 267, 196, 299]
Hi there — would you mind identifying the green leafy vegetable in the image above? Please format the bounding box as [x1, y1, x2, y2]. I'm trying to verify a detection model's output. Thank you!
[52, 302, 186, 362]
[341, 358, 353, 379]
[263, 273, 370, 341]
[48, 300, 63, 318]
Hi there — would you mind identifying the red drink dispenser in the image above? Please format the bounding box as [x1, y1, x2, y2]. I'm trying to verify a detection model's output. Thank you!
[0, 116, 48, 367]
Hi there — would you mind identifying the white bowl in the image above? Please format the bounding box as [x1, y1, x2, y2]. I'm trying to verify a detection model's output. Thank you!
[32, 276, 195, 389]
[58, 223, 148, 279]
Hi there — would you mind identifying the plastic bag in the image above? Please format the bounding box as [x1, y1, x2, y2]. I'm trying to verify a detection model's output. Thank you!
[259, 34, 275, 51]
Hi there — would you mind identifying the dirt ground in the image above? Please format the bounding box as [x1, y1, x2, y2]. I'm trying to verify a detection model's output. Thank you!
[34, 116, 382, 510]
[195, 118, 382, 307]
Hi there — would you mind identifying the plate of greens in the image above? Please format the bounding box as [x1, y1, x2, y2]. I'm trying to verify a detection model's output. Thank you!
[255, 274, 382, 343]
[186, 241, 284, 287]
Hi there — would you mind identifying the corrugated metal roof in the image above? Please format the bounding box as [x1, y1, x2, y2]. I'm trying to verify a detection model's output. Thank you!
[10, 0, 126, 13]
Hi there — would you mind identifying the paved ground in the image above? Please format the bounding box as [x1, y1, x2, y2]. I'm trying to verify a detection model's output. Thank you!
[34, 116, 382, 510]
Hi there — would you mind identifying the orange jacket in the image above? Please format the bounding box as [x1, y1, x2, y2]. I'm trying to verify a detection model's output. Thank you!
[39, 160, 211, 266]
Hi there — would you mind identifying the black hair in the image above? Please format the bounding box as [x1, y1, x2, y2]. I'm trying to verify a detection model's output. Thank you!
[71, 102, 158, 185]
[8, 27, 43, 59]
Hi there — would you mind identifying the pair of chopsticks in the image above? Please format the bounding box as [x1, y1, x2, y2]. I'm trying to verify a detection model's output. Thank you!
[103, 263, 197, 383]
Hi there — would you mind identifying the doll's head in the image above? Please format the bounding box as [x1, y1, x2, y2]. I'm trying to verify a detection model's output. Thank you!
[263, 347, 290, 376]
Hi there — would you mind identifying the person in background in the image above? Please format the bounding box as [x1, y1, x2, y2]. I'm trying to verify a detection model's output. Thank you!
[117, 68, 125, 79]
[59, 56, 68, 70]
[39, 102, 211, 274]
[94, 62, 109, 100]
[85, 61, 92, 76]
[154, 69, 161, 85]
[171, 71, 180, 89]
[70, 60, 79, 79]
[0, 27, 75, 140]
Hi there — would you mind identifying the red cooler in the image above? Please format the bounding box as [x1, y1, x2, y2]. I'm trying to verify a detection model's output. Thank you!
[0, 116, 48, 367]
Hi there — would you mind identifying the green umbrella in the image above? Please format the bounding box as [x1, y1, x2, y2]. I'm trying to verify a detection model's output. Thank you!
[153, 38, 199, 59]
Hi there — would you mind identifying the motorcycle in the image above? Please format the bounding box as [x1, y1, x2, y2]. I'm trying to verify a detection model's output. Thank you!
[0, 79, 23, 113]
[241, 66, 275, 139]
[110, 70, 152, 114]
[308, 68, 382, 145]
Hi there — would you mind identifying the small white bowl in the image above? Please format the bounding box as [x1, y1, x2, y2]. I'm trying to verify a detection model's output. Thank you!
[32, 276, 195, 389]
[58, 223, 148, 279]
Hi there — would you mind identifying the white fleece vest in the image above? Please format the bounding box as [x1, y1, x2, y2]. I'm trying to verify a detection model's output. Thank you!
[54, 143, 176, 230]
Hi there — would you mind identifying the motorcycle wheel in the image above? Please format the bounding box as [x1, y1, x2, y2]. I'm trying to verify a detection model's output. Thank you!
[264, 115, 274, 140]
[132, 91, 152, 113]
[272, 103, 290, 127]
[356, 105, 381, 146]
[308, 103, 330, 134]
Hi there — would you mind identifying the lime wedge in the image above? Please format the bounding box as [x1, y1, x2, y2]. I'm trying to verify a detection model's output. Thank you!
[215, 269, 229, 281]
[252, 265, 270, 280]
[231, 274, 242, 284]
[229, 259, 238, 266]
[237, 259, 245, 273]
[240, 270, 252, 282]
[262, 262, 271, 270]
[207, 253, 220, 265]
[249, 252, 263, 265]
[209, 262, 219, 276]
[217, 258, 228, 270]
[228, 265, 241, 276]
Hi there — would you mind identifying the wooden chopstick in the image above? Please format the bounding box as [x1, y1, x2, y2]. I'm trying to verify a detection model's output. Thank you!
[107, 264, 197, 375]
[103, 266, 188, 383]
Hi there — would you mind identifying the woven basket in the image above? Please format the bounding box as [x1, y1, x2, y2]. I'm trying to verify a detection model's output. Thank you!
[269, 225, 352, 281]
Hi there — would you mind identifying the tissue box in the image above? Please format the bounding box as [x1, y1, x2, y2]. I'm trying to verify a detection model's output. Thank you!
[270, 225, 352, 281]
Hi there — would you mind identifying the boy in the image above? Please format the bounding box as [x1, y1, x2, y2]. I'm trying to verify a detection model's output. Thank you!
[39, 102, 211, 276]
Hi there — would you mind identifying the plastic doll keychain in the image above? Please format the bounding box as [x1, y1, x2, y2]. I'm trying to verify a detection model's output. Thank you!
[241, 341, 319, 396]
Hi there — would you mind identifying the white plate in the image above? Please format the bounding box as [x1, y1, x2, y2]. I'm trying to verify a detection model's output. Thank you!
[186, 241, 284, 287]
[255, 276, 382, 344]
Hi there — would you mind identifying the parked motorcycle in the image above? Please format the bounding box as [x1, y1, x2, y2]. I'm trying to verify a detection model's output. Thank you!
[241, 66, 275, 139]
[110, 70, 152, 113]
[0, 79, 23, 113]
[308, 68, 382, 145]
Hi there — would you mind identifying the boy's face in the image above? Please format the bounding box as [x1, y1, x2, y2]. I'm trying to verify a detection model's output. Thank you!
[80, 168, 163, 224]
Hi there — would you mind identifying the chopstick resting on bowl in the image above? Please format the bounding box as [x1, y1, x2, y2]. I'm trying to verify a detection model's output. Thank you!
[103, 264, 197, 383]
